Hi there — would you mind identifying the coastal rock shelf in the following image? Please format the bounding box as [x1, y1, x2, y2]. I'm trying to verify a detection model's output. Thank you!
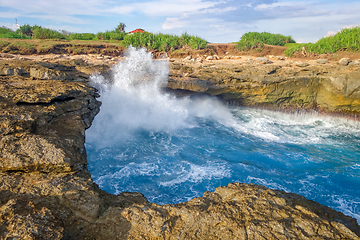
[168, 59, 360, 116]
[0, 58, 359, 239]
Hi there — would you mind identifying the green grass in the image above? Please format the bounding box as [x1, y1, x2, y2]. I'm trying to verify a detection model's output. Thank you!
[31, 26, 65, 39]
[285, 27, 360, 56]
[236, 32, 296, 51]
[0, 27, 30, 39]
[3, 41, 37, 54]
[68, 33, 96, 40]
[121, 32, 208, 51]
[0, 27, 12, 34]
[96, 31, 126, 41]
[0, 39, 10, 48]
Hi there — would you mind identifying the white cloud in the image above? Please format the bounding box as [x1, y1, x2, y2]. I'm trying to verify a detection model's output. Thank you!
[255, 2, 294, 10]
[0, 12, 21, 18]
[324, 31, 336, 37]
[162, 17, 188, 30]
[0, 22, 20, 31]
[200, 6, 237, 14]
[107, 0, 220, 17]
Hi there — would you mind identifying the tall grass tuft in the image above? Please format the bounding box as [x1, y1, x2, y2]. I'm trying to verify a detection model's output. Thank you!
[69, 33, 96, 40]
[121, 32, 208, 51]
[0, 27, 29, 39]
[96, 31, 126, 41]
[236, 32, 296, 51]
[31, 26, 65, 39]
[285, 27, 360, 56]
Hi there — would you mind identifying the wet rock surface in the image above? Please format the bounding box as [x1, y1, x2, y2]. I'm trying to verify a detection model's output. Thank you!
[0, 57, 359, 239]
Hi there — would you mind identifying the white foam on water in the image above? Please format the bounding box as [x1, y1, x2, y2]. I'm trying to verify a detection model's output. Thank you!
[159, 161, 231, 187]
[246, 176, 289, 192]
[332, 197, 360, 224]
[227, 107, 360, 145]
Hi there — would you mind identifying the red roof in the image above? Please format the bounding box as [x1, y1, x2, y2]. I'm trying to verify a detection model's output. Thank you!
[129, 29, 145, 34]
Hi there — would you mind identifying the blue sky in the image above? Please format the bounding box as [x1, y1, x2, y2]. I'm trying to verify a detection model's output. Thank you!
[1, 0, 360, 43]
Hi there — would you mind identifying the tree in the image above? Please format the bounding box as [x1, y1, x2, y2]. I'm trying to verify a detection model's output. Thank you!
[16, 24, 33, 36]
[116, 22, 126, 33]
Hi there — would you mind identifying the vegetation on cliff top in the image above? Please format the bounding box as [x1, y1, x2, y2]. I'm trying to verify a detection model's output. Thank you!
[0, 23, 208, 51]
[285, 27, 360, 56]
[122, 32, 208, 51]
[236, 32, 296, 51]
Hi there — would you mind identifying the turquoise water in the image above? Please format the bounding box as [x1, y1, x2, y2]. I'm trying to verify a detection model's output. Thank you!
[85, 47, 360, 223]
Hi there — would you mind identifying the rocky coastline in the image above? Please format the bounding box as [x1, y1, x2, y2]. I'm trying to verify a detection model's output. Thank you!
[0, 52, 360, 239]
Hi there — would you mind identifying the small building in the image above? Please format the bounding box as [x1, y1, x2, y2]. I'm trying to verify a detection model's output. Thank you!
[129, 29, 145, 34]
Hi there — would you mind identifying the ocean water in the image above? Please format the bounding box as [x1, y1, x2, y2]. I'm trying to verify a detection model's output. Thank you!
[85, 47, 360, 223]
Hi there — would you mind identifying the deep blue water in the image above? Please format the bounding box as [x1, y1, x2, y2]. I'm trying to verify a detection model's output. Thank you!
[85, 47, 360, 224]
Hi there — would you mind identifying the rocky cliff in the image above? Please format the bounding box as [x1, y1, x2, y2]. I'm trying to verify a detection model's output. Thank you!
[168, 57, 360, 116]
[0, 57, 359, 239]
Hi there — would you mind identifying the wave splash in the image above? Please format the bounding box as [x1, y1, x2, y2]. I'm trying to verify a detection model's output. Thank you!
[87, 46, 233, 147]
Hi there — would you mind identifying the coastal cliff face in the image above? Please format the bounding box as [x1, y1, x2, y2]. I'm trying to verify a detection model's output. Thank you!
[0, 57, 359, 239]
[168, 58, 360, 116]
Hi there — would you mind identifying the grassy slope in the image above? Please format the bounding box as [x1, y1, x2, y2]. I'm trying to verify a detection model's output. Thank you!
[285, 27, 360, 56]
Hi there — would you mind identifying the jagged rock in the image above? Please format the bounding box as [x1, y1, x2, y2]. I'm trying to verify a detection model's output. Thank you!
[349, 61, 360, 66]
[316, 59, 329, 64]
[339, 57, 352, 66]
[256, 57, 270, 64]
[123, 183, 360, 239]
[184, 55, 192, 61]
[269, 55, 284, 60]
[206, 56, 214, 61]
[296, 61, 310, 67]
[0, 199, 64, 240]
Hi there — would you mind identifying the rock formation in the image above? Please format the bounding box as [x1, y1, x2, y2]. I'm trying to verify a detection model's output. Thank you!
[0, 57, 359, 239]
[168, 59, 360, 116]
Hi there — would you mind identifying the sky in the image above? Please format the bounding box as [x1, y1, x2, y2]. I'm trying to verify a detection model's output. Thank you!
[1, 0, 360, 43]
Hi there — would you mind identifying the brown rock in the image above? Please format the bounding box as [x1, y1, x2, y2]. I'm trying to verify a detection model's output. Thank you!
[339, 57, 352, 66]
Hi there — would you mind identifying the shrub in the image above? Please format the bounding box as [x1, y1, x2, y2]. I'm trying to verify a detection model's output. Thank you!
[189, 36, 208, 49]
[31, 26, 65, 39]
[0, 27, 12, 34]
[96, 30, 126, 40]
[285, 26, 360, 56]
[236, 32, 296, 51]
[69, 33, 96, 40]
[16, 24, 33, 36]
[0, 31, 29, 39]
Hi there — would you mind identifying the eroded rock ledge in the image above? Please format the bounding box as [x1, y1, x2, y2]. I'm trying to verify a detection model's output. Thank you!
[0, 58, 359, 239]
[168, 58, 360, 116]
